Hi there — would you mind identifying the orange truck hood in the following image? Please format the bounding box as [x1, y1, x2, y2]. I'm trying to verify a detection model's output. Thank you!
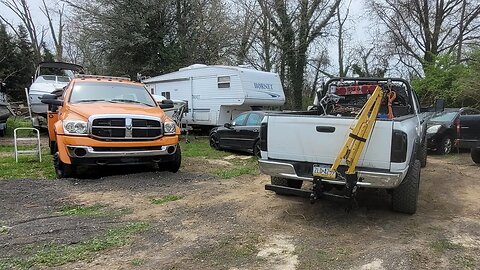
[67, 103, 166, 120]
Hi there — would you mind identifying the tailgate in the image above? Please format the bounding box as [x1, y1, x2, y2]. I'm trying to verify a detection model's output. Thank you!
[267, 115, 393, 170]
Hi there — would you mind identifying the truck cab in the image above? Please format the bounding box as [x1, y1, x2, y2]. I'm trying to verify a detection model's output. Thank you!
[41, 75, 181, 178]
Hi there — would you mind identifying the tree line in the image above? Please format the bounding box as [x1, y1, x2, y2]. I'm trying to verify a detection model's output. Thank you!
[0, 0, 479, 109]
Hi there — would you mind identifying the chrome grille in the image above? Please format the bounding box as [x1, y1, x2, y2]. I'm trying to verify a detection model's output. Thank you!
[89, 115, 163, 140]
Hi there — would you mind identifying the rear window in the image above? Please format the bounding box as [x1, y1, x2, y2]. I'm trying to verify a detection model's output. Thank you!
[69, 82, 156, 107]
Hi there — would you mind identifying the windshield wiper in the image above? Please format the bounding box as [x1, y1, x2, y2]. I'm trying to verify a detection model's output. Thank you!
[109, 99, 153, 107]
[75, 99, 106, 103]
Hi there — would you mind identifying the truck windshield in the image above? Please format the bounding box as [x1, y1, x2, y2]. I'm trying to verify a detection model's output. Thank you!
[69, 82, 156, 107]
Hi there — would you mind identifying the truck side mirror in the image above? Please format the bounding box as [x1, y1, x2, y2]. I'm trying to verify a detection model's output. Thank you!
[159, 99, 174, 109]
[224, 123, 232, 129]
[434, 99, 445, 112]
[40, 94, 63, 107]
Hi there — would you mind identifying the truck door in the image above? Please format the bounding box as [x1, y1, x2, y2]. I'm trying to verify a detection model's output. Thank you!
[459, 109, 480, 141]
[219, 112, 248, 148]
[242, 112, 263, 149]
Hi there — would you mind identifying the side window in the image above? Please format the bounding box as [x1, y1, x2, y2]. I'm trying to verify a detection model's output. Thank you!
[218, 76, 230, 89]
[232, 113, 248, 126]
[246, 113, 262, 126]
[161, 91, 171, 99]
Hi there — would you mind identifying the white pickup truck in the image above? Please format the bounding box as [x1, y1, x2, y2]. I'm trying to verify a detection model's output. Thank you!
[259, 78, 428, 214]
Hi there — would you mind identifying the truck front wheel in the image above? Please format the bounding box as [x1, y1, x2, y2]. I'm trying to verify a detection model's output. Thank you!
[471, 148, 480, 164]
[391, 160, 420, 214]
[271, 177, 302, 195]
[53, 152, 76, 178]
[163, 144, 181, 173]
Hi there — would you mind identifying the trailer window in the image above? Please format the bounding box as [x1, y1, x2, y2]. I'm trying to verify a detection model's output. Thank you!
[218, 76, 230, 89]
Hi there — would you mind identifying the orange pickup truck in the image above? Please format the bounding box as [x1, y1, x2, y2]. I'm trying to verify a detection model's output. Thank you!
[41, 75, 181, 178]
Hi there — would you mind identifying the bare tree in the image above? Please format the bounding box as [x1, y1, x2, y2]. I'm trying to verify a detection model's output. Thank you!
[336, 0, 352, 77]
[257, 0, 341, 109]
[0, 0, 45, 62]
[369, 0, 480, 71]
[40, 0, 65, 61]
[232, 0, 281, 73]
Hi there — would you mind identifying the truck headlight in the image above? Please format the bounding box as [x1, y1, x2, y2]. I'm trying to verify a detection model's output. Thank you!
[64, 120, 88, 135]
[164, 122, 176, 135]
[426, 125, 441, 134]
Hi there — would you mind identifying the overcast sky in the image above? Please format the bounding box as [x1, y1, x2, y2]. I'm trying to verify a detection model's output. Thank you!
[1, 0, 371, 75]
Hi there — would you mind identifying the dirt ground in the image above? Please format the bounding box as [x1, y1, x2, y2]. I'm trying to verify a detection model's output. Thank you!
[1, 153, 479, 270]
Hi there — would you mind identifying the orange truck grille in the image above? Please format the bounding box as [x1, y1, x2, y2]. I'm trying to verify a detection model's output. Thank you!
[90, 116, 163, 140]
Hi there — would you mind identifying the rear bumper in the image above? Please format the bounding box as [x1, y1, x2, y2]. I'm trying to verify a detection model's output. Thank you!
[258, 159, 406, 189]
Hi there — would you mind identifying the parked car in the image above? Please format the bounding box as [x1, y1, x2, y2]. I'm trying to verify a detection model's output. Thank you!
[426, 107, 480, 154]
[209, 111, 267, 157]
[456, 113, 480, 164]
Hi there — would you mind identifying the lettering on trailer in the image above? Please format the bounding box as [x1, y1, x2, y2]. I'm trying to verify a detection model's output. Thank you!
[254, 83, 273, 90]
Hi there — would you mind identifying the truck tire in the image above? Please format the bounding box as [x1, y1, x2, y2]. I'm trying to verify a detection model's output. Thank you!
[0, 128, 4, 137]
[419, 140, 427, 168]
[253, 140, 261, 158]
[166, 144, 182, 173]
[271, 177, 303, 195]
[49, 140, 57, 155]
[391, 160, 420, 214]
[471, 148, 480, 164]
[53, 152, 75, 178]
[209, 133, 221, 150]
[436, 136, 452, 155]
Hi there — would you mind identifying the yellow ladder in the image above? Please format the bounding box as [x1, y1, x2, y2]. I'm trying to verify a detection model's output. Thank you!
[318, 85, 384, 180]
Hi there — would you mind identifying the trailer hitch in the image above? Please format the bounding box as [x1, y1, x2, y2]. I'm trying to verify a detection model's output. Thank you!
[311, 174, 358, 212]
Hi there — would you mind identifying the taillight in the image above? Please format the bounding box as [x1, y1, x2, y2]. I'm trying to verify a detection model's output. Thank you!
[260, 122, 268, 151]
[391, 130, 407, 163]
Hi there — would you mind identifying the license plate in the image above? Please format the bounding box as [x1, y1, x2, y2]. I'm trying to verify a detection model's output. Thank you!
[312, 164, 336, 179]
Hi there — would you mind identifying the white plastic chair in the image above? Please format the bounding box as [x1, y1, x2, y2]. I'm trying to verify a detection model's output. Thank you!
[14, 127, 41, 162]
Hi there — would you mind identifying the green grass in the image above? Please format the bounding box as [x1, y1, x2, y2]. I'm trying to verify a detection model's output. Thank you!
[57, 204, 132, 218]
[149, 195, 181, 205]
[181, 137, 232, 159]
[212, 157, 259, 179]
[181, 137, 259, 179]
[131, 258, 145, 266]
[58, 204, 105, 216]
[5, 117, 34, 136]
[0, 117, 54, 180]
[0, 151, 55, 180]
[0, 222, 149, 269]
[213, 161, 258, 179]
[430, 239, 464, 253]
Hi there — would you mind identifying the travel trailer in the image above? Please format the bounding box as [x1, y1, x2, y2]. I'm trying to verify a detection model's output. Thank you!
[143, 64, 285, 130]
[27, 62, 84, 128]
